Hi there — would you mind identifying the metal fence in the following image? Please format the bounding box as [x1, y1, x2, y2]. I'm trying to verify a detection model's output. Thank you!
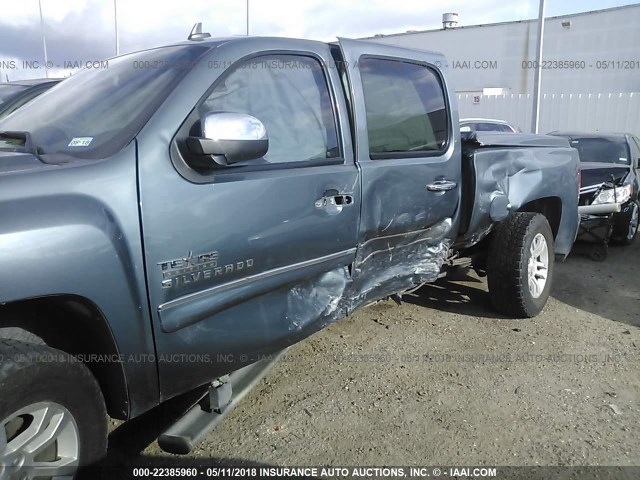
[457, 92, 640, 137]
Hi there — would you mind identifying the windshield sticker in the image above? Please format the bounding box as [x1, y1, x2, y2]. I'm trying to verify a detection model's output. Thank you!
[68, 137, 93, 147]
[619, 157, 627, 162]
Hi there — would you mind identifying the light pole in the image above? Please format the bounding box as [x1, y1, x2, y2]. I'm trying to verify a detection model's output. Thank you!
[246, 0, 249, 36]
[114, 0, 120, 55]
[38, 0, 50, 78]
[531, 0, 546, 133]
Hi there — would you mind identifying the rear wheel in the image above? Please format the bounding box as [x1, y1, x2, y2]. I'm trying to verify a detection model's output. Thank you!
[0, 339, 107, 479]
[487, 213, 555, 318]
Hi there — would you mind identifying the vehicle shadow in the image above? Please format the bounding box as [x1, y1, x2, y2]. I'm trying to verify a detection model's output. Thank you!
[81, 387, 322, 480]
[552, 240, 640, 327]
[403, 268, 508, 319]
[99, 385, 208, 465]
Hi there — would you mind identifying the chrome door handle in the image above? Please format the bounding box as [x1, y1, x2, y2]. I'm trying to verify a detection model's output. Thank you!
[427, 180, 457, 192]
[315, 193, 354, 213]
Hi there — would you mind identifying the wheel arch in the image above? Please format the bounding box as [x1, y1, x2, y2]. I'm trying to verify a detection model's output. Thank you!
[0, 295, 129, 420]
[517, 196, 562, 239]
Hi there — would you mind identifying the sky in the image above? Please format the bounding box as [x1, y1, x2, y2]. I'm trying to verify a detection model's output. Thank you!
[0, 0, 638, 80]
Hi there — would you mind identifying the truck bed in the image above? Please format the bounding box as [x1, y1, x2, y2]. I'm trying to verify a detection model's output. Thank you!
[458, 132, 579, 257]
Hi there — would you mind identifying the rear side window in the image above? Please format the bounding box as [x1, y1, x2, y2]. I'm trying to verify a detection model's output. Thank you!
[477, 122, 512, 132]
[359, 57, 449, 159]
[200, 54, 339, 165]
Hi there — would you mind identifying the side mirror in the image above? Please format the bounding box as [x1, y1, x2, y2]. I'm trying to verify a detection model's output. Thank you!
[186, 112, 268, 168]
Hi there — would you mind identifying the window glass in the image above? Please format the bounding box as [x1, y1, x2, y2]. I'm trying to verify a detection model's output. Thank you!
[359, 57, 448, 157]
[0, 84, 28, 109]
[0, 45, 209, 160]
[630, 137, 640, 163]
[476, 122, 510, 132]
[569, 137, 630, 165]
[200, 55, 339, 164]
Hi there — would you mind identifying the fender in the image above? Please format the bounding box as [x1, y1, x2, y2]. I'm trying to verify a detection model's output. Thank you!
[458, 134, 580, 256]
[0, 143, 158, 418]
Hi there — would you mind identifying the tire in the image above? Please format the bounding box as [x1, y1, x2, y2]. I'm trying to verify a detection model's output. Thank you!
[611, 199, 639, 246]
[0, 339, 107, 479]
[487, 213, 555, 318]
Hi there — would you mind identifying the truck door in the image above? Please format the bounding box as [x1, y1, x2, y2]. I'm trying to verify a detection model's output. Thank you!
[137, 40, 359, 400]
[337, 38, 461, 306]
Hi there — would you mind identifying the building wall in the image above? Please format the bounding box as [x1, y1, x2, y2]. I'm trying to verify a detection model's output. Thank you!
[457, 93, 640, 136]
[363, 5, 640, 95]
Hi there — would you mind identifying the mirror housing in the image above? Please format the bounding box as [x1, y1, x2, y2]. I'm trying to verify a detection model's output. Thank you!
[186, 112, 268, 168]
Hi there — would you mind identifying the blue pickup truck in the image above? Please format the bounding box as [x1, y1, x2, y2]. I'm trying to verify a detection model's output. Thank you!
[0, 34, 579, 475]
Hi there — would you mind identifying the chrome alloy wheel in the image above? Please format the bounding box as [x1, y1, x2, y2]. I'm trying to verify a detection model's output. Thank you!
[0, 402, 80, 480]
[527, 233, 549, 299]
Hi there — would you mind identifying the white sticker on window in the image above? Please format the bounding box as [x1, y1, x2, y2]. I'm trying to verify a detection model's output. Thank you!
[68, 137, 93, 147]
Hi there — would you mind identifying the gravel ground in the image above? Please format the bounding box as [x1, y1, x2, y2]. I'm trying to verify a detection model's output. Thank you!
[106, 240, 640, 468]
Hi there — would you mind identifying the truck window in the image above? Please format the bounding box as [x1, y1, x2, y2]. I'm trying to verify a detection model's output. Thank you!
[200, 54, 339, 164]
[359, 57, 449, 159]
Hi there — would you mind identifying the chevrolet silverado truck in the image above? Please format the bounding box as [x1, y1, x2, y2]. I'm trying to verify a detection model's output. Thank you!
[0, 33, 579, 477]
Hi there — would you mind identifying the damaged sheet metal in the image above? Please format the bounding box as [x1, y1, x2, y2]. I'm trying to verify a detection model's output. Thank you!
[286, 266, 350, 331]
[458, 132, 579, 256]
[284, 219, 453, 333]
[348, 218, 453, 312]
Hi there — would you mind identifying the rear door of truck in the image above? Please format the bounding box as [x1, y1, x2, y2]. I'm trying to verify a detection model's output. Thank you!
[337, 38, 461, 305]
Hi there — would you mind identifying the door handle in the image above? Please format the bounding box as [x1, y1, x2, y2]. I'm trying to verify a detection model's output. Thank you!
[427, 179, 457, 192]
[315, 192, 354, 212]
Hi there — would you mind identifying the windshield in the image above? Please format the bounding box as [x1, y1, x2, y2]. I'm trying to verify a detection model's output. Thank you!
[569, 137, 630, 165]
[0, 84, 29, 109]
[0, 45, 208, 160]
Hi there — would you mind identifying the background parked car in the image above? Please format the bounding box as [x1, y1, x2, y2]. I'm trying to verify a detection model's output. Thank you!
[0, 79, 62, 120]
[460, 118, 519, 133]
[549, 131, 640, 245]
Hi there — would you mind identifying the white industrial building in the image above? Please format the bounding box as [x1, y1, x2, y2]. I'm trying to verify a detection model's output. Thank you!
[362, 4, 640, 135]
[362, 4, 640, 96]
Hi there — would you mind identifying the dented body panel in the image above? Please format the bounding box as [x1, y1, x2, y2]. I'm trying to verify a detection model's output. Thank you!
[0, 36, 579, 419]
[458, 132, 580, 256]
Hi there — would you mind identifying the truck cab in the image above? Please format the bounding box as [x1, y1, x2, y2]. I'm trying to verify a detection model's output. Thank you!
[0, 36, 579, 474]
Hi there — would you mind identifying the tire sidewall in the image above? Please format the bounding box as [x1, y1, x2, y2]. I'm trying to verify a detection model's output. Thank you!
[520, 216, 555, 315]
[613, 199, 639, 245]
[0, 353, 106, 467]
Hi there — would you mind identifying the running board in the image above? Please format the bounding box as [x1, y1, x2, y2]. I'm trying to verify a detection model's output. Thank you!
[158, 349, 288, 454]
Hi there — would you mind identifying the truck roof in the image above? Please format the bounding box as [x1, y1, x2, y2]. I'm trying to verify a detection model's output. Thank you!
[135, 36, 447, 64]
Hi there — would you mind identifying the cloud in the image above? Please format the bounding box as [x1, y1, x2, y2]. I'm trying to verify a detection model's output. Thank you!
[0, 0, 627, 80]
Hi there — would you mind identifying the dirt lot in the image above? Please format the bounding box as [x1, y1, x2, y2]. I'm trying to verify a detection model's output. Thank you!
[107, 240, 640, 468]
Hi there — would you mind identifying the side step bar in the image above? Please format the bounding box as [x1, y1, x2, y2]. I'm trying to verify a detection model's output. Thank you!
[158, 349, 288, 454]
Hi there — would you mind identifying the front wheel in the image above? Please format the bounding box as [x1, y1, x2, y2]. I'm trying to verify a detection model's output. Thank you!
[0, 339, 107, 479]
[487, 213, 555, 318]
[611, 199, 639, 246]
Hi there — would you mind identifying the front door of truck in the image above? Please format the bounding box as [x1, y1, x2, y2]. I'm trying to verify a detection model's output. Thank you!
[138, 40, 359, 400]
[337, 38, 461, 306]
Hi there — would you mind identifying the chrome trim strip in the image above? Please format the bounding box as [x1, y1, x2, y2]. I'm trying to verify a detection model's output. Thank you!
[158, 248, 357, 312]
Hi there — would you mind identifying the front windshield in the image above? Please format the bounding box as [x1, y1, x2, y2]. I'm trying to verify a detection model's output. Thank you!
[0, 84, 29, 109]
[0, 45, 208, 160]
[569, 137, 630, 165]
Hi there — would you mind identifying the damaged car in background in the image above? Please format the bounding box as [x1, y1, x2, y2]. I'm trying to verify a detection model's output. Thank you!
[0, 31, 579, 477]
[550, 132, 640, 259]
